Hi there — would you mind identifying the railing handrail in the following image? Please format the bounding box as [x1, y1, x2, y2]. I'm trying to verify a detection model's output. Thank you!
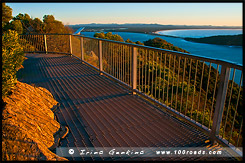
[20, 33, 243, 70]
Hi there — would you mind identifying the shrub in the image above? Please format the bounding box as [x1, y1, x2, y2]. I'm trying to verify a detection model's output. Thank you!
[2, 30, 25, 98]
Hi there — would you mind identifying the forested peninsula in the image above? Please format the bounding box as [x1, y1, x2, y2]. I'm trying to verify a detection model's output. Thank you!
[184, 34, 242, 46]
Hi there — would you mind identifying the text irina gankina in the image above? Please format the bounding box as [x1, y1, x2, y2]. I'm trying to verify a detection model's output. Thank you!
[79, 149, 145, 156]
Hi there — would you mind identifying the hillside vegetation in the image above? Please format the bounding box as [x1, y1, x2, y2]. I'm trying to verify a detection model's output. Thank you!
[184, 34, 242, 46]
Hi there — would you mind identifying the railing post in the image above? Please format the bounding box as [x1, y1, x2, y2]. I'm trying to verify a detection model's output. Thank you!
[98, 40, 103, 75]
[69, 35, 72, 55]
[210, 65, 230, 142]
[131, 46, 137, 95]
[80, 37, 84, 61]
[44, 34, 47, 54]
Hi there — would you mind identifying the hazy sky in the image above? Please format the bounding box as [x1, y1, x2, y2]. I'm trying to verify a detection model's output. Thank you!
[7, 3, 243, 26]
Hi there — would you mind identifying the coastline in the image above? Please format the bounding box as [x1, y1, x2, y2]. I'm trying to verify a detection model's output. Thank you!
[151, 29, 243, 46]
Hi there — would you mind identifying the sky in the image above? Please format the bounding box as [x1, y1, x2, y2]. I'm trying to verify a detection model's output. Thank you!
[6, 3, 243, 26]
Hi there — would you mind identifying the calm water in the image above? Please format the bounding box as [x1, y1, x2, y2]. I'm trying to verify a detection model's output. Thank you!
[156, 29, 243, 38]
[80, 31, 243, 84]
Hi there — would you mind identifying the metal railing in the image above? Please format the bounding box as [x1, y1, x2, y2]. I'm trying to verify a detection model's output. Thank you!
[19, 34, 243, 157]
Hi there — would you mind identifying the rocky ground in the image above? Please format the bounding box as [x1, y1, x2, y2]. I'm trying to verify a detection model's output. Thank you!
[2, 81, 68, 161]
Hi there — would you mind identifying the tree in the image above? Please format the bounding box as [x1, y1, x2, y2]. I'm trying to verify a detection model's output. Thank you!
[2, 3, 13, 31]
[94, 32, 106, 39]
[136, 41, 144, 45]
[144, 37, 189, 53]
[32, 18, 44, 33]
[125, 39, 135, 44]
[10, 20, 23, 34]
[2, 30, 25, 97]
[12, 13, 34, 34]
[43, 15, 72, 33]
[94, 32, 124, 42]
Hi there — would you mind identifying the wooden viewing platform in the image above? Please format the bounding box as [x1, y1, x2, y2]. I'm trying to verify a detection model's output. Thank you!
[17, 53, 237, 161]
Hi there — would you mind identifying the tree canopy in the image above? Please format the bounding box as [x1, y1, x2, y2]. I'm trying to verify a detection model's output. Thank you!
[94, 32, 124, 42]
[2, 3, 13, 31]
[143, 37, 189, 53]
[2, 3, 72, 34]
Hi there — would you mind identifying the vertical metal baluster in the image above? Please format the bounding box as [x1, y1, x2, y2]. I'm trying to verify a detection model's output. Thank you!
[121, 44, 123, 81]
[117, 43, 119, 79]
[126, 45, 128, 84]
[151, 51, 154, 96]
[124, 45, 126, 83]
[148, 50, 151, 95]
[228, 73, 242, 143]
[111, 43, 113, 75]
[105, 42, 108, 72]
[113, 44, 115, 77]
[117, 44, 120, 79]
[171, 55, 176, 107]
[108, 43, 111, 73]
[191, 60, 199, 118]
[115, 43, 117, 78]
[69, 35, 72, 55]
[236, 118, 243, 147]
[42, 35, 44, 52]
[144, 50, 147, 93]
[119, 44, 121, 80]
[196, 62, 205, 122]
[115, 43, 117, 77]
[80, 37, 84, 61]
[44, 34, 47, 54]
[98, 40, 103, 75]
[131, 46, 137, 94]
[158, 52, 163, 100]
[108, 43, 110, 74]
[126, 45, 128, 83]
[118, 44, 120, 80]
[129, 46, 131, 86]
[180, 58, 187, 113]
[121, 45, 124, 82]
[166, 55, 171, 105]
[35, 35, 37, 51]
[138, 49, 141, 91]
[141, 49, 144, 92]
[30, 35, 32, 52]
[162, 54, 166, 102]
[127, 45, 129, 84]
[38, 35, 40, 51]
[201, 63, 212, 125]
[185, 59, 192, 115]
[154, 52, 158, 98]
[175, 57, 181, 111]
[208, 64, 219, 129]
[222, 68, 236, 137]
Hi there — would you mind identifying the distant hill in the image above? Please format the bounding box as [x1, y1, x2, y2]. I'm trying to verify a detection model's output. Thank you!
[184, 34, 243, 46]
[68, 23, 242, 34]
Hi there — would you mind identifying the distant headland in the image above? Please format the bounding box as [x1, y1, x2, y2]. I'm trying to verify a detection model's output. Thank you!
[68, 23, 242, 34]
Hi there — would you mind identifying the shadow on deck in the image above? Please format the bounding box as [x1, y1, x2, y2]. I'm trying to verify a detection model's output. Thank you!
[17, 53, 236, 161]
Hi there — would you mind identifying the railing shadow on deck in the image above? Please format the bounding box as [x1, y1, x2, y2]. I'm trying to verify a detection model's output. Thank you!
[19, 33, 243, 158]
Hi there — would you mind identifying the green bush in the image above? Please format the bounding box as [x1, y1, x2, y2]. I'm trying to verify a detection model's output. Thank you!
[2, 30, 25, 98]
